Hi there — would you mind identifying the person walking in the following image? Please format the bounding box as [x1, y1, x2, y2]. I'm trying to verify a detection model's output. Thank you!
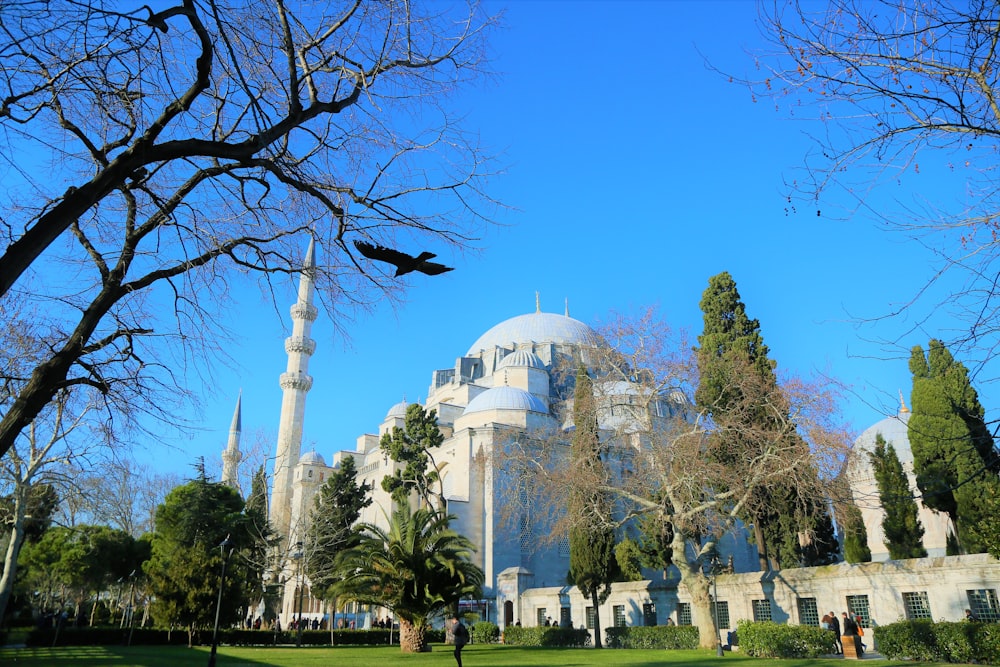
[828, 610, 842, 654]
[451, 615, 469, 667]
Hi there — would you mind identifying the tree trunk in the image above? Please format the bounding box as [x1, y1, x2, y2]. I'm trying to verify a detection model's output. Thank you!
[398, 617, 428, 652]
[753, 522, 770, 572]
[672, 537, 719, 650]
[590, 588, 603, 649]
[0, 499, 28, 624]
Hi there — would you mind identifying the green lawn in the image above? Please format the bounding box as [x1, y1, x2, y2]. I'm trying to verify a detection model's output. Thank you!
[0, 644, 961, 667]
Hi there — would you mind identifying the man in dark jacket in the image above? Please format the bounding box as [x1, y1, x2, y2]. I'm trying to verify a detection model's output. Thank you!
[828, 610, 842, 654]
[842, 611, 863, 657]
[451, 615, 469, 667]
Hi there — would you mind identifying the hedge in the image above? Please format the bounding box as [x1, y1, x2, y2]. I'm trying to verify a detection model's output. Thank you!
[604, 625, 700, 649]
[3, 626, 445, 648]
[875, 620, 1000, 664]
[501, 626, 590, 647]
[471, 621, 499, 644]
[736, 620, 837, 658]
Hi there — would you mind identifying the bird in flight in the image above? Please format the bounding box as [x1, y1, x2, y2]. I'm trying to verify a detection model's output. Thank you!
[353, 240, 454, 277]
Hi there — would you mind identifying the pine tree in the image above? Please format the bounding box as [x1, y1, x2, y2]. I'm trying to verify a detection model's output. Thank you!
[306, 456, 373, 602]
[842, 501, 872, 563]
[909, 340, 1000, 553]
[870, 434, 927, 559]
[380, 403, 446, 510]
[567, 365, 616, 649]
[695, 271, 816, 570]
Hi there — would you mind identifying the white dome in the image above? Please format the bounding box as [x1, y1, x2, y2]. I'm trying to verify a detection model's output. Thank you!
[855, 410, 912, 464]
[299, 450, 326, 466]
[467, 311, 599, 354]
[386, 400, 416, 419]
[463, 386, 547, 415]
[497, 350, 546, 370]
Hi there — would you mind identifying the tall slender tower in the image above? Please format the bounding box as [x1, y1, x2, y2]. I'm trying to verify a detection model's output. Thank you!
[221, 391, 243, 490]
[270, 239, 318, 544]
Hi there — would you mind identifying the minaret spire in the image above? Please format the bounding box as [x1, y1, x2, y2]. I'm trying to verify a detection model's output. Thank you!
[535, 291, 540, 313]
[221, 391, 243, 490]
[270, 238, 318, 544]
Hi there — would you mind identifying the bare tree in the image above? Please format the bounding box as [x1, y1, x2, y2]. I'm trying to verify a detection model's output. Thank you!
[0, 1, 499, 461]
[507, 310, 852, 649]
[0, 393, 98, 623]
[744, 0, 1000, 373]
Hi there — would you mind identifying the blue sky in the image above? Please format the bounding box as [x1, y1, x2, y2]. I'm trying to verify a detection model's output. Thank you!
[165, 1, 984, 480]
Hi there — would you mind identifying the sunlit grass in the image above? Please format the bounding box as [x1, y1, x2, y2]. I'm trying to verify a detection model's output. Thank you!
[0, 644, 958, 666]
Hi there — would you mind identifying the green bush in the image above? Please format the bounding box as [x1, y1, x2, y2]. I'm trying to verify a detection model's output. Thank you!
[604, 625, 700, 649]
[875, 620, 1000, 665]
[471, 621, 499, 644]
[736, 620, 836, 658]
[502, 625, 589, 647]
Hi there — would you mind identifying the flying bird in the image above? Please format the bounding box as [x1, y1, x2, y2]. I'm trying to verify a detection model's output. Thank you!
[353, 240, 454, 277]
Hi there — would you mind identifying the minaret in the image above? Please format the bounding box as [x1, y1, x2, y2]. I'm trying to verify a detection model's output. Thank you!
[221, 392, 243, 490]
[270, 239, 318, 544]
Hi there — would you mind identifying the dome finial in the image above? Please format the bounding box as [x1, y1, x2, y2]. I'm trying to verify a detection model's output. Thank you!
[899, 389, 909, 414]
[535, 291, 540, 313]
[565, 297, 569, 317]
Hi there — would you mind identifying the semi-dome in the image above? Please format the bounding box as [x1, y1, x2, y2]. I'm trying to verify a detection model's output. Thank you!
[467, 311, 599, 355]
[497, 350, 546, 370]
[463, 386, 548, 415]
[299, 450, 326, 466]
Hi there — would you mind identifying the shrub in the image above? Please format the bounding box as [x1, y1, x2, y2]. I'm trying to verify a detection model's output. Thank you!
[502, 625, 589, 647]
[875, 620, 1000, 665]
[736, 620, 835, 658]
[604, 625, 700, 649]
[471, 621, 499, 644]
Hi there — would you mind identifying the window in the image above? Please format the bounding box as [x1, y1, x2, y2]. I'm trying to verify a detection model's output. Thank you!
[643, 602, 657, 627]
[714, 601, 730, 629]
[560, 607, 571, 628]
[752, 599, 772, 623]
[902, 592, 932, 620]
[797, 597, 819, 626]
[586, 606, 596, 629]
[536, 608, 546, 626]
[677, 603, 692, 626]
[613, 605, 626, 627]
[846, 594, 871, 627]
[967, 589, 1000, 622]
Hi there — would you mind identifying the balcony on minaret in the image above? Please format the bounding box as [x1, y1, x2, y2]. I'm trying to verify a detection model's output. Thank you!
[285, 336, 317, 355]
[280, 371, 313, 391]
[290, 303, 318, 321]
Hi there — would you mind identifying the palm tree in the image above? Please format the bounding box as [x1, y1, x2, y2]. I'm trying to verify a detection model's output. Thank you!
[332, 502, 483, 653]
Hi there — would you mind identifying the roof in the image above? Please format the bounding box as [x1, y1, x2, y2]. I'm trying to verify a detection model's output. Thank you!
[463, 385, 548, 415]
[466, 311, 599, 355]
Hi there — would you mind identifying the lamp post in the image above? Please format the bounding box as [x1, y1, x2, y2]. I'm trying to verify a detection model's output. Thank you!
[208, 535, 234, 667]
[711, 553, 724, 658]
[293, 541, 305, 647]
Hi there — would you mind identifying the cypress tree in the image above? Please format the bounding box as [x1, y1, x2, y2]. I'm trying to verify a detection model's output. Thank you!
[567, 365, 616, 648]
[869, 434, 926, 559]
[695, 271, 813, 570]
[842, 501, 872, 563]
[909, 340, 1000, 553]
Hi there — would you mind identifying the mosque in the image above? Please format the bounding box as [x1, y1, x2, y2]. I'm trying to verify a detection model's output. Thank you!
[216, 243, 982, 630]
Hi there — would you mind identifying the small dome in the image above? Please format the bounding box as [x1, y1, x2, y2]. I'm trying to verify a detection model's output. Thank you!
[497, 350, 545, 370]
[299, 450, 326, 466]
[386, 400, 417, 420]
[467, 311, 599, 355]
[463, 386, 547, 415]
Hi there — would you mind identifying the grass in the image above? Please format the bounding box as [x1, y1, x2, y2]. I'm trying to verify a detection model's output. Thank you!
[0, 644, 962, 667]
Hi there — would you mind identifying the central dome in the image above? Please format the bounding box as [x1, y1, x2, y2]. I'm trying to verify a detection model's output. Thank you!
[466, 311, 599, 355]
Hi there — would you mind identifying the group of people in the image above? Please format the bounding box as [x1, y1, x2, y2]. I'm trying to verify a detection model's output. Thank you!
[820, 611, 868, 656]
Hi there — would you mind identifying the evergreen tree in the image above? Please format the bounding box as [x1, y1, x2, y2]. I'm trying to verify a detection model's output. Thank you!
[695, 271, 817, 570]
[567, 365, 616, 649]
[842, 501, 872, 563]
[380, 403, 446, 510]
[797, 502, 841, 566]
[870, 434, 927, 559]
[243, 465, 273, 614]
[144, 470, 254, 645]
[305, 456, 372, 605]
[909, 340, 1000, 553]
